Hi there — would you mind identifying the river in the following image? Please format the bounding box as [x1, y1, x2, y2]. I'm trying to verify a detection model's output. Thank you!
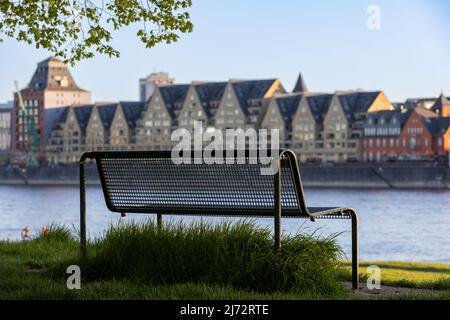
[0, 185, 449, 263]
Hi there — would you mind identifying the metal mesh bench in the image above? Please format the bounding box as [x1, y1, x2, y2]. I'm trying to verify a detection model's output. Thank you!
[80, 149, 359, 289]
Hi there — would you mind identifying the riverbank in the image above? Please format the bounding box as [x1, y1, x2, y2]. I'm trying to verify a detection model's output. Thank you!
[1, 223, 449, 300]
[1, 163, 449, 188]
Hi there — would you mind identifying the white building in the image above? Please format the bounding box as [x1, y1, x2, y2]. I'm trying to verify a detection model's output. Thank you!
[139, 72, 175, 102]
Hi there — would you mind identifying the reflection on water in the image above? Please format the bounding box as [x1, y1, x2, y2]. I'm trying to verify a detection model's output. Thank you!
[0, 185, 449, 263]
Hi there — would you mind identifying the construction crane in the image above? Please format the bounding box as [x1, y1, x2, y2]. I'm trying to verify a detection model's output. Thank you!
[14, 81, 40, 167]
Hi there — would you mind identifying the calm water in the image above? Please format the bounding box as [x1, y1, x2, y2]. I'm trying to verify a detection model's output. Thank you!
[0, 185, 449, 263]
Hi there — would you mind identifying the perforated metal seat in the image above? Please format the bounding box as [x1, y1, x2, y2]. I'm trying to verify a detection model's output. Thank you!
[79, 149, 359, 289]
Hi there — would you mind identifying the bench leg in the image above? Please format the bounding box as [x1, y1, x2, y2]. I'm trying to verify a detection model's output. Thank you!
[157, 213, 163, 229]
[79, 157, 87, 258]
[274, 169, 281, 251]
[349, 209, 359, 290]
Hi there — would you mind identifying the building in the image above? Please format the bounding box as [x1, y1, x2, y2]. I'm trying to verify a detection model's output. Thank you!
[431, 93, 450, 118]
[215, 79, 284, 131]
[177, 82, 227, 133]
[0, 102, 13, 154]
[12, 57, 91, 161]
[261, 93, 301, 149]
[362, 107, 450, 161]
[291, 93, 333, 161]
[136, 84, 190, 150]
[139, 72, 175, 102]
[321, 91, 394, 162]
[110, 101, 145, 150]
[362, 110, 411, 161]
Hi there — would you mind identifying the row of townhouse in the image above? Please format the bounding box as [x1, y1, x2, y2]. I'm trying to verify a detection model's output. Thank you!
[44, 79, 285, 163]
[362, 94, 450, 162]
[260, 90, 394, 162]
[44, 74, 395, 164]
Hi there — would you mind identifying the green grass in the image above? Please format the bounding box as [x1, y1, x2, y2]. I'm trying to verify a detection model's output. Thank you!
[345, 261, 450, 291]
[1, 222, 450, 300]
[0, 221, 347, 299]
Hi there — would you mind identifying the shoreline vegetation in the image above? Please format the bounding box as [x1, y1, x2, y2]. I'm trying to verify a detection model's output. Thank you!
[0, 221, 449, 299]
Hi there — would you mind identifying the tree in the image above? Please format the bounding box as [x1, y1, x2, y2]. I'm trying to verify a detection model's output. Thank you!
[0, 0, 193, 65]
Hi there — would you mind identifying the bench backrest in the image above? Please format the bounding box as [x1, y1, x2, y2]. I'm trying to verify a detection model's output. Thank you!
[88, 150, 310, 217]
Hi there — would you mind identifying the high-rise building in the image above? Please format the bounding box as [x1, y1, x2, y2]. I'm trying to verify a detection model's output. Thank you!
[139, 72, 175, 102]
[12, 57, 91, 159]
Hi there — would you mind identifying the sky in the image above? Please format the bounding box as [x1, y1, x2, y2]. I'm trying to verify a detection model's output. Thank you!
[1, 0, 450, 104]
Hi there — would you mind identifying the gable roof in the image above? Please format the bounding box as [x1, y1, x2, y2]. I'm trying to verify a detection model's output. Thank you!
[159, 84, 190, 119]
[305, 94, 333, 124]
[73, 105, 94, 133]
[431, 93, 450, 112]
[44, 107, 68, 141]
[28, 57, 88, 92]
[415, 107, 438, 119]
[273, 94, 301, 127]
[232, 79, 279, 117]
[292, 73, 308, 93]
[194, 82, 227, 118]
[337, 91, 381, 122]
[120, 101, 146, 129]
[421, 117, 450, 137]
[96, 103, 118, 130]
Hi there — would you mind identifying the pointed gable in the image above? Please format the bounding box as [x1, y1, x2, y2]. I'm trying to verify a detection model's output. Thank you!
[119, 101, 146, 129]
[194, 82, 227, 118]
[337, 91, 385, 122]
[159, 84, 190, 120]
[293, 73, 308, 93]
[29, 57, 88, 92]
[44, 107, 69, 141]
[274, 95, 301, 128]
[306, 94, 333, 124]
[431, 93, 450, 117]
[73, 105, 93, 134]
[231, 79, 281, 119]
[97, 103, 118, 130]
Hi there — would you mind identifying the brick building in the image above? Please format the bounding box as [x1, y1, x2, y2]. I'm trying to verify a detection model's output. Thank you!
[363, 108, 450, 161]
[12, 57, 91, 161]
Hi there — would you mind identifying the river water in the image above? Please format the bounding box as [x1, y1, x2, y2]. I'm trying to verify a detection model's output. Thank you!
[0, 185, 449, 263]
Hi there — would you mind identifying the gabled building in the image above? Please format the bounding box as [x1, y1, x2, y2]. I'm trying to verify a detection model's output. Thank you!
[46, 104, 94, 163]
[431, 93, 450, 118]
[178, 82, 227, 132]
[12, 57, 91, 158]
[291, 94, 333, 161]
[362, 107, 450, 162]
[215, 79, 285, 131]
[261, 94, 301, 148]
[85, 103, 117, 151]
[110, 101, 145, 150]
[362, 110, 411, 161]
[322, 91, 394, 161]
[424, 117, 450, 158]
[136, 84, 189, 150]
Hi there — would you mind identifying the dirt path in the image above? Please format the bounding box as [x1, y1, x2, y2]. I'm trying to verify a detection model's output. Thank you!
[344, 282, 439, 297]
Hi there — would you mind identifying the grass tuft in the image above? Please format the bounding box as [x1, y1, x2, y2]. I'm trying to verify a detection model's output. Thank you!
[71, 219, 344, 295]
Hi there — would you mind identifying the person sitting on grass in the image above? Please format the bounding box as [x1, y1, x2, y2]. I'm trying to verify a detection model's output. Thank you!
[21, 226, 30, 241]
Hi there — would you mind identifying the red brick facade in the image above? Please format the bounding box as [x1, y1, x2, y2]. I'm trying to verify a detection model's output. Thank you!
[363, 109, 447, 161]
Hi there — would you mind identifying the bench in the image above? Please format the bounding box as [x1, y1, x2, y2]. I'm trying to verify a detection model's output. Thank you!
[79, 149, 359, 289]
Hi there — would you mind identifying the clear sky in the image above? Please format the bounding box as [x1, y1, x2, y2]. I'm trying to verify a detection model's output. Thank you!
[1, 0, 449, 103]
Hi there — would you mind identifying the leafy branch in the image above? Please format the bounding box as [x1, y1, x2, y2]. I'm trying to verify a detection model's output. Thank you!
[0, 0, 193, 65]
